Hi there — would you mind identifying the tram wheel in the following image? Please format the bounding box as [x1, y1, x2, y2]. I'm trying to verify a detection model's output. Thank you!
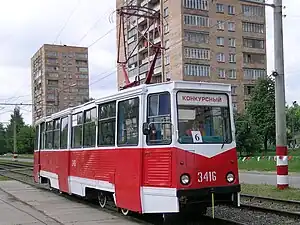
[120, 208, 130, 216]
[98, 192, 107, 208]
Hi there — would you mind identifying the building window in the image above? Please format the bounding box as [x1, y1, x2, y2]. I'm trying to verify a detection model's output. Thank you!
[242, 4, 264, 17]
[184, 14, 209, 27]
[184, 47, 210, 60]
[147, 92, 171, 145]
[71, 113, 83, 148]
[217, 20, 225, 30]
[83, 107, 97, 147]
[228, 22, 235, 31]
[243, 53, 265, 64]
[218, 68, 226, 78]
[228, 38, 236, 47]
[117, 97, 139, 146]
[98, 101, 116, 146]
[228, 5, 235, 15]
[184, 64, 210, 77]
[231, 85, 237, 95]
[164, 7, 169, 17]
[165, 55, 170, 65]
[217, 53, 225, 62]
[60, 116, 68, 149]
[164, 24, 169, 33]
[244, 85, 255, 95]
[77, 67, 88, 73]
[242, 22, 264, 33]
[229, 54, 236, 63]
[216, 3, 224, 13]
[243, 38, 264, 49]
[165, 40, 170, 49]
[228, 69, 237, 79]
[183, 0, 209, 10]
[217, 37, 225, 46]
[244, 68, 266, 80]
[184, 30, 209, 44]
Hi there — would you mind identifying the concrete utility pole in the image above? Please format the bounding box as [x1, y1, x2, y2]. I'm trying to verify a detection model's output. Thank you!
[273, 0, 288, 189]
[160, 0, 165, 82]
[13, 107, 17, 159]
[241, 0, 287, 189]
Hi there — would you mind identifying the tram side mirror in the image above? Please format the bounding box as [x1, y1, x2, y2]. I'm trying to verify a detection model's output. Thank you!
[142, 122, 150, 135]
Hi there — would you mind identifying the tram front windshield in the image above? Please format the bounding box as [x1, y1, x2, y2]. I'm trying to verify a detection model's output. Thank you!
[177, 92, 232, 144]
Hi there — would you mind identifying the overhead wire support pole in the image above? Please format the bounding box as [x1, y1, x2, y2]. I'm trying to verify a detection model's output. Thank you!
[240, 0, 287, 189]
[272, 0, 288, 190]
[160, 0, 165, 83]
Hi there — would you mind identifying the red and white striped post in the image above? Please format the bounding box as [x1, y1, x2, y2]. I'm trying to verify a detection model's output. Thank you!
[276, 147, 288, 189]
[273, 0, 288, 189]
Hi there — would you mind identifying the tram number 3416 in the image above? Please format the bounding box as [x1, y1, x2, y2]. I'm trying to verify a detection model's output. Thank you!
[198, 171, 217, 183]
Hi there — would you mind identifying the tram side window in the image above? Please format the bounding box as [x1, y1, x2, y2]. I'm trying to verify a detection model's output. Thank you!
[83, 107, 97, 147]
[72, 113, 83, 148]
[60, 116, 68, 149]
[53, 119, 60, 149]
[34, 125, 39, 150]
[98, 101, 116, 146]
[147, 92, 172, 145]
[45, 121, 53, 149]
[117, 97, 139, 146]
[40, 122, 45, 149]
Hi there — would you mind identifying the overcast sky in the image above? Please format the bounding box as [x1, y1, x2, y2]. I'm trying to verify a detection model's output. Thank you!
[0, 0, 299, 125]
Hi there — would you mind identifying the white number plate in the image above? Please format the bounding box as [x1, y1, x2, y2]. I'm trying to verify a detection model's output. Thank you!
[198, 171, 217, 182]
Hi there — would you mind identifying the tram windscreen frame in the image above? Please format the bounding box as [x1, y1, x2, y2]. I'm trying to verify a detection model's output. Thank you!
[176, 91, 232, 144]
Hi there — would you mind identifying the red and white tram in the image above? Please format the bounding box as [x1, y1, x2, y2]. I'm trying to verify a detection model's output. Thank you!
[33, 80, 240, 217]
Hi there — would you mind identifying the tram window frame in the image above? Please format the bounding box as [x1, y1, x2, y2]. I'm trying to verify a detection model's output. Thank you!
[45, 121, 53, 149]
[34, 125, 39, 150]
[83, 107, 97, 148]
[71, 112, 83, 148]
[98, 101, 116, 147]
[40, 122, 45, 150]
[53, 118, 60, 149]
[117, 97, 139, 146]
[146, 92, 172, 145]
[60, 116, 68, 149]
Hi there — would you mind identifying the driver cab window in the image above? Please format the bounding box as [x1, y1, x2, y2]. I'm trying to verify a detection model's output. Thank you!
[147, 92, 172, 145]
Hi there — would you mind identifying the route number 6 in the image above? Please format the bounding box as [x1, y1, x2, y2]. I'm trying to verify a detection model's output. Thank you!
[191, 131, 202, 143]
[198, 171, 217, 183]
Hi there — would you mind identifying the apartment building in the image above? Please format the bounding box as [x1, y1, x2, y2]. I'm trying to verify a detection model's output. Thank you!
[116, 0, 267, 112]
[31, 44, 89, 124]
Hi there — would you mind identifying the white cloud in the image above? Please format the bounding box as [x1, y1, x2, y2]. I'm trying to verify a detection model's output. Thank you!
[0, 0, 299, 125]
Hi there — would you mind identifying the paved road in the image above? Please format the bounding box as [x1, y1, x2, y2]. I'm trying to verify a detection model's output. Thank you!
[239, 171, 300, 188]
[0, 180, 141, 225]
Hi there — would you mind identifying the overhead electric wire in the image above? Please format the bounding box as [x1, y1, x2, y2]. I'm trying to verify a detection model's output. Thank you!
[53, 0, 81, 44]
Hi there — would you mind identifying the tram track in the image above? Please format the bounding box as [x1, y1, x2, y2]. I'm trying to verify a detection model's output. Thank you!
[240, 194, 300, 218]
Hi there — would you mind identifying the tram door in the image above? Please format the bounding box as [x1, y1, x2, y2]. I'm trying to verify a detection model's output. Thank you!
[114, 96, 143, 213]
[33, 124, 41, 183]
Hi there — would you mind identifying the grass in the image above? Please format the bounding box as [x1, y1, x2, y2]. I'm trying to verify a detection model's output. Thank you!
[0, 154, 33, 159]
[0, 176, 10, 181]
[241, 183, 300, 201]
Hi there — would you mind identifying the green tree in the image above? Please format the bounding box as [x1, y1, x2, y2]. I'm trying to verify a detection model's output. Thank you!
[235, 113, 262, 156]
[5, 107, 25, 153]
[17, 125, 35, 154]
[246, 77, 276, 152]
[0, 123, 8, 154]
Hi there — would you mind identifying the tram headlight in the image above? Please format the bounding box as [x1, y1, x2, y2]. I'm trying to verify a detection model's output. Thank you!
[180, 174, 190, 185]
[226, 172, 235, 183]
